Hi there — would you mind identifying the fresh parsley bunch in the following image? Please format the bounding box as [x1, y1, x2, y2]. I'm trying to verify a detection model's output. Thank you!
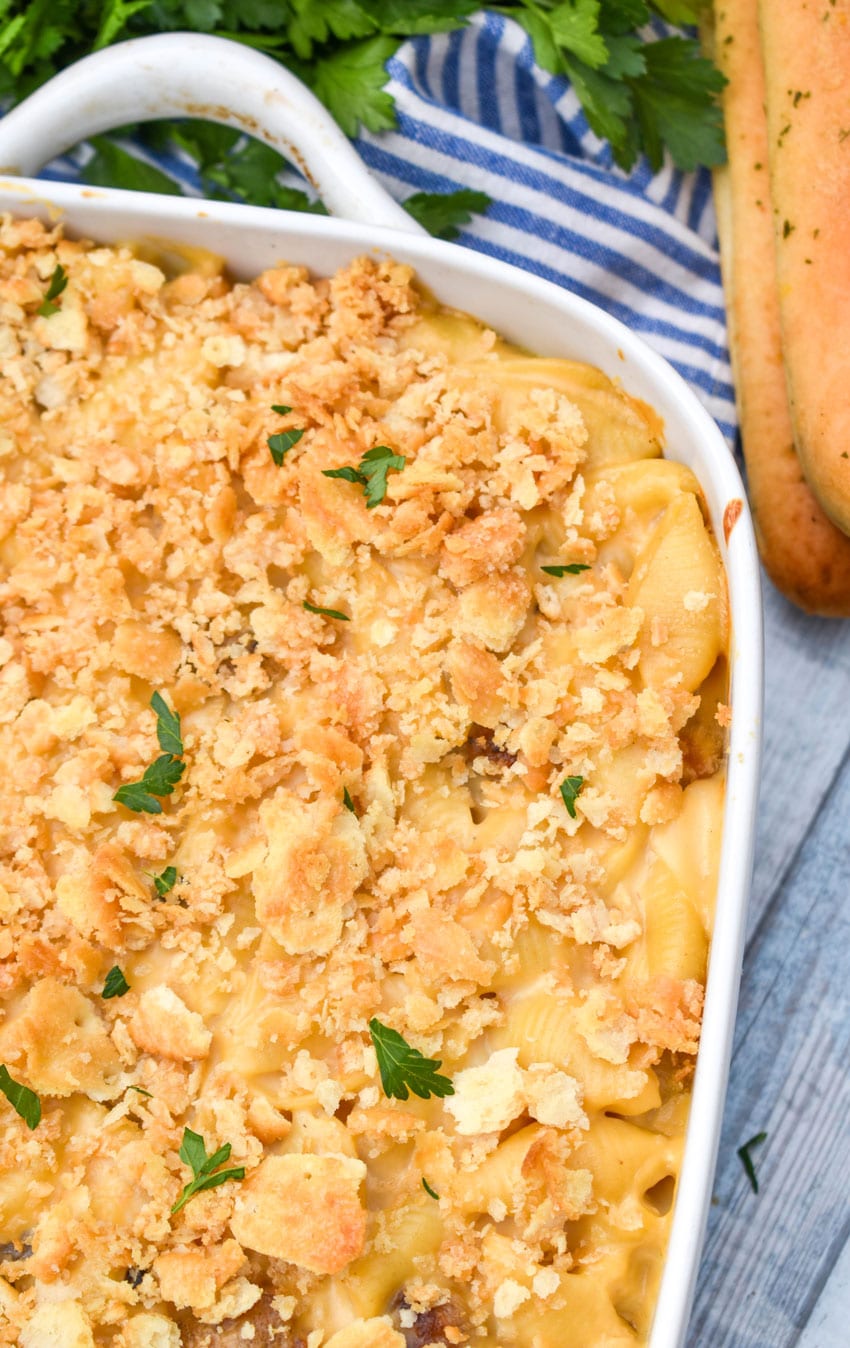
[0, 0, 724, 227]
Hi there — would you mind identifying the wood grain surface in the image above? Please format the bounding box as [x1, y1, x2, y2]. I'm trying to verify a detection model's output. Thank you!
[688, 579, 850, 1346]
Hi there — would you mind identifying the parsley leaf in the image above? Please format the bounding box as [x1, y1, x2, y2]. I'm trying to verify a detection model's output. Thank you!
[322, 465, 365, 486]
[630, 37, 726, 173]
[268, 428, 304, 466]
[171, 1127, 245, 1214]
[267, 405, 305, 465]
[359, 446, 406, 507]
[151, 865, 179, 897]
[85, 136, 182, 194]
[737, 1131, 767, 1194]
[511, 1, 725, 172]
[285, 0, 377, 61]
[559, 774, 585, 819]
[115, 694, 185, 813]
[343, 786, 356, 813]
[323, 445, 405, 509]
[310, 35, 398, 136]
[94, 0, 154, 50]
[0, 1, 725, 181]
[36, 264, 67, 317]
[0, 1065, 40, 1130]
[404, 188, 492, 239]
[303, 599, 350, 621]
[549, 0, 609, 70]
[101, 965, 130, 999]
[369, 1017, 455, 1101]
[373, 0, 480, 34]
[422, 1176, 440, 1199]
[114, 754, 185, 814]
[200, 134, 326, 212]
[151, 692, 183, 756]
[127, 1085, 153, 1098]
[542, 562, 590, 576]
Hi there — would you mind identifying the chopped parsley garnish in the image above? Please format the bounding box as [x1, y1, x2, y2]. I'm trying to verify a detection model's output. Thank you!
[268, 405, 305, 466]
[151, 691, 182, 756]
[737, 1131, 767, 1194]
[303, 599, 350, 621]
[369, 1017, 454, 1102]
[0, 1065, 40, 1130]
[114, 694, 185, 814]
[114, 754, 185, 814]
[36, 264, 67, 317]
[101, 965, 130, 999]
[323, 445, 406, 509]
[0, 7, 724, 188]
[422, 1176, 440, 1200]
[151, 865, 179, 898]
[560, 775, 585, 819]
[542, 563, 591, 577]
[171, 1127, 245, 1215]
[343, 787, 356, 813]
[127, 1085, 152, 1099]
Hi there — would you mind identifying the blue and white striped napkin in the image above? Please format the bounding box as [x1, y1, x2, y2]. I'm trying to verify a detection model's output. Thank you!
[38, 10, 735, 443]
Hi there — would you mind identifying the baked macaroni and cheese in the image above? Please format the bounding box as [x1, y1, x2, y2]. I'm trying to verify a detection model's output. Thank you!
[0, 216, 729, 1347]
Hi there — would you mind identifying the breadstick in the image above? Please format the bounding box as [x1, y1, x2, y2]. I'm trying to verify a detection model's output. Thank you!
[759, 0, 850, 536]
[710, 0, 850, 613]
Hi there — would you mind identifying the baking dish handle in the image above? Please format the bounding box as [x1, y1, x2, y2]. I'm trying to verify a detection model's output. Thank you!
[0, 32, 422, 234]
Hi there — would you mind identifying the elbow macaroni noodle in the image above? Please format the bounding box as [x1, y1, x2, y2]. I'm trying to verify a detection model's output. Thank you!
[0, 217, 728, 1346]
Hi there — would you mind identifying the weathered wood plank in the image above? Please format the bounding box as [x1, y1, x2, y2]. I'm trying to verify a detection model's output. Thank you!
[796, 1229, 850, 1348]
[688, 743, 850, 1344]
[747, 577, 850, 937]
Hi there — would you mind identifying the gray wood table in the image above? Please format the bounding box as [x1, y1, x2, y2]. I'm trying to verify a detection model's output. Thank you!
[689, 577, 850, 1345]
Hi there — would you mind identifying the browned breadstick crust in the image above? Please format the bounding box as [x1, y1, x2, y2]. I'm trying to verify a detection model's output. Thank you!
[710, 0, 850, 613]
[759, 0, 850, 537]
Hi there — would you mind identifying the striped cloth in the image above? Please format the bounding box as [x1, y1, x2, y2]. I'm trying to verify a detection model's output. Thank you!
[39, 11, 735, 442]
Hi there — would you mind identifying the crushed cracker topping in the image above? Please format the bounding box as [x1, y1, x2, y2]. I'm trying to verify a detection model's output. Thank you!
[0, 218, 729, 1345]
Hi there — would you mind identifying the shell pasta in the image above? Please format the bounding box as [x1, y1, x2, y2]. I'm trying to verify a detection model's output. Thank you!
[0, 217, 728, 1346]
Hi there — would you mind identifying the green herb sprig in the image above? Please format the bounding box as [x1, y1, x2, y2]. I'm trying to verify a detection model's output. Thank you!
[101, 965, 130, 999]
[404, 188, 492, 239]
[737, 1131, 767, 1194]
[560, 774, 585, 819]
[0, 1065, 40, 1130]
[36, 264, 68, 317]
[114, 693, 185, 815]
[323, 445, 406, 509]
[369, 1017, 454, 1102]
[268, 404, 305, 466]
[171, 1127, 245, 1215]
[150, 865, 179, 897]
[542, 562, 590, 577]
[304, 599, 350, 621]
[0, 4, 724, 192]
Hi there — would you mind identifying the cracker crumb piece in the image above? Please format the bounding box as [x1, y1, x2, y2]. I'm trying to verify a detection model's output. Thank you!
[19, 1303, 95, 1348]
[231, 1154, 367, 1273]
[523, 1066, 588, 1130]
[493, 1278, 532, 1319]
[324, 1319, 406, 1348]
[130, 985, 212, 1062]
[445, 1048, 525, 1135]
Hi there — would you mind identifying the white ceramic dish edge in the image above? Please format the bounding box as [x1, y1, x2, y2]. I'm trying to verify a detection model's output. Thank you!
[0, 35, 763, 1348]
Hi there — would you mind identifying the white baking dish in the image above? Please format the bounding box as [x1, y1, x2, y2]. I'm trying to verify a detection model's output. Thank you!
[0, 34, 763, 1347]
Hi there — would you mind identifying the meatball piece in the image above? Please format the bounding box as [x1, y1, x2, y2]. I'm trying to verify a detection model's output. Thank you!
[179, 1294, 304, 1347]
